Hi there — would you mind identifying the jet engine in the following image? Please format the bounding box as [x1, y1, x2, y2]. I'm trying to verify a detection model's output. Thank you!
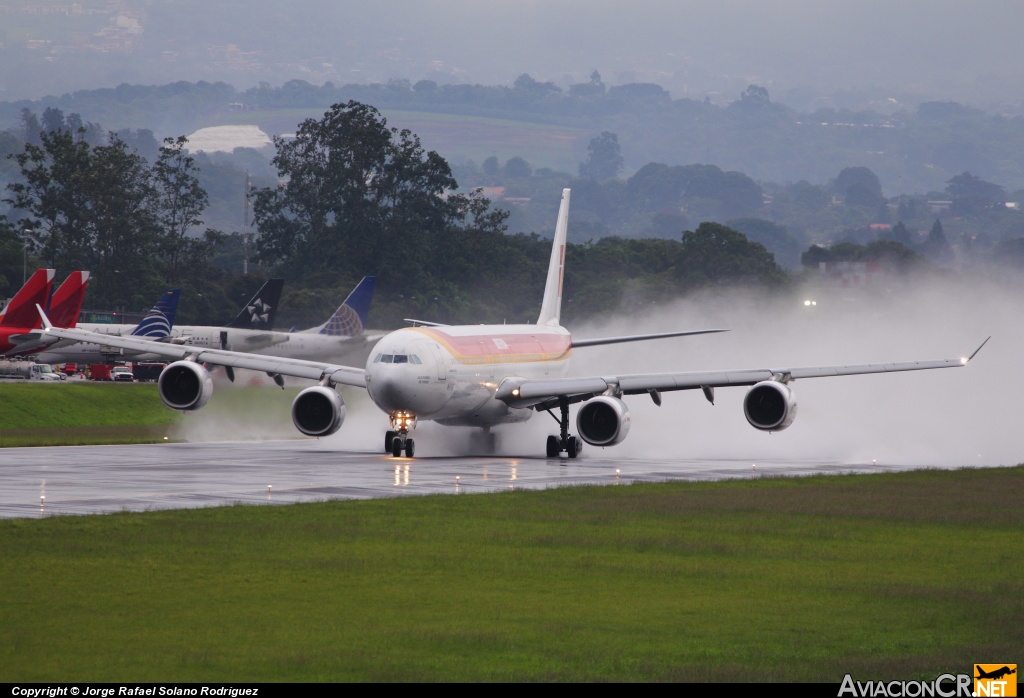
[576, 396, 631, 446]
[292, 385, 346, 437]
[743, 380, 797, 432]
[158, 361, 213, 411]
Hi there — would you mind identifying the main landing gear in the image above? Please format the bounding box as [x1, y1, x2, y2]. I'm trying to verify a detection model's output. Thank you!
[545, 397, 582, 460]
[385, 412, 416, 458]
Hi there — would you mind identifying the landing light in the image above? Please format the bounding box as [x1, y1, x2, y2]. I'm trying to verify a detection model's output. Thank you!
[960, 357, 968, 365]
[512, 388, 520, 397]
[803, 299, 817, 307]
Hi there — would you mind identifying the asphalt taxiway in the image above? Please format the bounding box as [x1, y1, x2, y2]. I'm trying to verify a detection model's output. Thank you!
[0, 439, 951, 519]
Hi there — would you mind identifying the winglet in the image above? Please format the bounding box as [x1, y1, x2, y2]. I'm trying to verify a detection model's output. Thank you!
[537, 188, 570, 327]
[966, 336, 990, 363]
[36, 303, 53, 330]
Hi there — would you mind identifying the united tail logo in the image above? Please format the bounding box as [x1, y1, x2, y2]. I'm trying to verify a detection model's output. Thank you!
[975, 664, 1017, 697]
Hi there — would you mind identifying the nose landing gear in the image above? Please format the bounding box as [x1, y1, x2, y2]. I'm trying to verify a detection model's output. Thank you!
[544, 397, 582, 460]
[386, 412, 417, 457]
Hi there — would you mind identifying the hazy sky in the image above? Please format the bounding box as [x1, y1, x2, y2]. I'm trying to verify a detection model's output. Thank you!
[3, 0, 1023, 108]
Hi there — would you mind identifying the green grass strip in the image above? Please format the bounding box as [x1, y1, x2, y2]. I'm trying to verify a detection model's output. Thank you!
[1, 466, 1021, 681]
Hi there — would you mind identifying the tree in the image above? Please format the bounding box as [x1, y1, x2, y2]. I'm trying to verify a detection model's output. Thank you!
[252, 100, 507, 295]
[20, 109, 41, 146]
[152, 136, 216, 283]
[481, 156, 499, 177]
[676, 222, 786, 287]
[503, 156, 532, 179]
[832, 167, 882, 199]
[4, 129, 215, 308]
[921, 218, 952, 264]
[578, 131, 623, 180]
[740, 84, 770, 107]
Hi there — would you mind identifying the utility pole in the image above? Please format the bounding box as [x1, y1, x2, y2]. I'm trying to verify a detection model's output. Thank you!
[243, 172, 251, 275]
[21, 227, 32, 285]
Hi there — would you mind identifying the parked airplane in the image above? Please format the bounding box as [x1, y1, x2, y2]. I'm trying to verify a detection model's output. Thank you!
[1, 269, 56, 356]
[77, 278, 284, 338]
[37, 189, 987, 459]
[35, 288, 182, 365]
[62, 277, 379, 374]
[2, 270, 91, 357]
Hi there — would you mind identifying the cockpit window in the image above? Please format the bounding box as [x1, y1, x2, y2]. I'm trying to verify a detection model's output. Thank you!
[410, 354, 422, 364]
[393, 355, 408, 364]
[380, 354, 393, 363]
[373, 353, 381, 363]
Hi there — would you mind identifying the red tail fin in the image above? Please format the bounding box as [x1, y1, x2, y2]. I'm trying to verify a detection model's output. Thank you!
[0, 269, 56, 329]
[47, 271, 91, 328]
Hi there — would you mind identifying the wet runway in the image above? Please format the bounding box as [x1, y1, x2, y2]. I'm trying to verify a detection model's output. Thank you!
[0, 439, 945, 518]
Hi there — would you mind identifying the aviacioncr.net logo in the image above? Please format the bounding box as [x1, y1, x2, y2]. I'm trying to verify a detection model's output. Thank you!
[839, 673, 973, 697]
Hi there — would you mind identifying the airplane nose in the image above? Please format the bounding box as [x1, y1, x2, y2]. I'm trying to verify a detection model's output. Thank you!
[368, 365, 447, 416]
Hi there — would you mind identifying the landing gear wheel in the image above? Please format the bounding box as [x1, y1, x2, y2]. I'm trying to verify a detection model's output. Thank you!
[385, 430, 397, 453]
[546, 435, 559, 458]
[405, 439, 415, 458]
[567, 435, 580, 459]
[391, 437, 403, 458]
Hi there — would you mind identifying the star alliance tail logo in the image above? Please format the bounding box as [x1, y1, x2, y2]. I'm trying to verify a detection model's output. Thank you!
[248, 298, 271, 325]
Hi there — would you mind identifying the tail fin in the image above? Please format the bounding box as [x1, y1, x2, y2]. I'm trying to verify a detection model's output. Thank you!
[46, 271, 91, 328]
[310, 276, 376, 337]
[0, 269, 56, 329]
[536, 188, 570, 327]
[130, 288, 181, 337]
[226, 278, 284, 330]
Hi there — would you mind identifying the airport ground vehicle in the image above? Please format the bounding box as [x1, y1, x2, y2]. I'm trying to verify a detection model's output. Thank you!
[60, 363, 79, 376]
[111, 366, 135, 382]
[132, 363, 166, 381]
[0, 359, 63, 381]
[88, 364, 115, 381]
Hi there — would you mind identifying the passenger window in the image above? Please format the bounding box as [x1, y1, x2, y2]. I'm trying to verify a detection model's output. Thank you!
[393, 355, 408, 364]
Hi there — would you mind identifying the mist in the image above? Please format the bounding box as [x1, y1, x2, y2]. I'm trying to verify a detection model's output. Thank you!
[3, 1, 1023, 109]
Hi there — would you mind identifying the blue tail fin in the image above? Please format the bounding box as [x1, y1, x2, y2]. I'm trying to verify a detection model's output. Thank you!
[130, 288, 181, 337]
[316, 276, 376, 337]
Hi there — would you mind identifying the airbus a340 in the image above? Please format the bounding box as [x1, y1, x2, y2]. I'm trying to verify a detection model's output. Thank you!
[38, 189, 987, 458]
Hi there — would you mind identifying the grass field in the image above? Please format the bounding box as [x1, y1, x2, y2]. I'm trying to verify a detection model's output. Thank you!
[0, 382, 303, 447]
[210, 108, 588, 172]
[0, 382, 179, 447]
[1, 466, 1020, 681]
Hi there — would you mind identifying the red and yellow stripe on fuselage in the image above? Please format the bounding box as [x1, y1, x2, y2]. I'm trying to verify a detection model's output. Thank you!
[410, 325, 572, 367]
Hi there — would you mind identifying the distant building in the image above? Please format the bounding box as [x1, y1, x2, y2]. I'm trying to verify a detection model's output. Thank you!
[818, 261, 885, 287]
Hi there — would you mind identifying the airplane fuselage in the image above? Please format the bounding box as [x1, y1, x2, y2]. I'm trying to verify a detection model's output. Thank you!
[39, 324, 375, 366]
[365, 325, 572, 427]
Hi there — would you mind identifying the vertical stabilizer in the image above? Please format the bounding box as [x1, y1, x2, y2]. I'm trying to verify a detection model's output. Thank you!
[226, 278, 284, 330]
[537, 188, 571, 327]
[307, 276, 376, 337]
[46, 271, 91, 328]
[130, 288, 181, 337]
[0, 269, 56, 329]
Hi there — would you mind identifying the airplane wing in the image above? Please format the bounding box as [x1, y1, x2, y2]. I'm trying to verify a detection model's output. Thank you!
[38, 310, 367, 388]
[495, 338, 990, 410]
[571, 328, 728, 347]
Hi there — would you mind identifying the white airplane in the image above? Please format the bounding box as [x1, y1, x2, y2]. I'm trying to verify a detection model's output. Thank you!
[37, 189, 988, 459]
[39, 277, 381, 378]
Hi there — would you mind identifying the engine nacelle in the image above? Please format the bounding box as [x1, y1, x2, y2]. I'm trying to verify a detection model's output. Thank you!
[158, 361, 213, 411]
[743, 380, 797, 432]
[292, 385, 346, 437]
[576, 396, 631, 446]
